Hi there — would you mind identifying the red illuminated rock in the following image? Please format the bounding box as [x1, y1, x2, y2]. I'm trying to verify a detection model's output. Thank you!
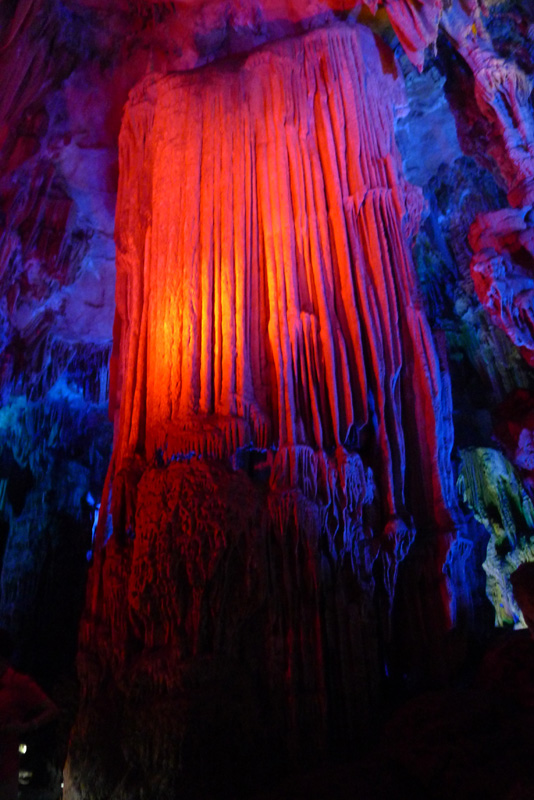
[68, 24, 459, 797]
[107, 24, 455, 535]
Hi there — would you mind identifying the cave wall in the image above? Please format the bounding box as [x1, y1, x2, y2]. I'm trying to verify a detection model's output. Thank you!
[0, 0, 534, 797]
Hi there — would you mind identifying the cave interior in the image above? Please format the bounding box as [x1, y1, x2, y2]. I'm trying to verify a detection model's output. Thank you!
[1, 0, 534, 798]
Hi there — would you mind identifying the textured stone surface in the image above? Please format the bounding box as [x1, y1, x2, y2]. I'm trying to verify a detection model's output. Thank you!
[440, 0, 534, 364]
[108, 24, 455, 535]
[469, 207, 534, 366]
[1, 0, 534, 797]
[441, 0, 534, 207]
[66, 25, 460, 797]
[458, 447, 534, 627]
[67, 0, 444, 70]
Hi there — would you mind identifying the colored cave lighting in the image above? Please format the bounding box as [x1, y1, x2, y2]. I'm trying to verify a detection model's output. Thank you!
[3, 0, 534, 795]
[105, 24, 456, 552]
[458, 447, 534, 628]
[74, 30, 460, 786]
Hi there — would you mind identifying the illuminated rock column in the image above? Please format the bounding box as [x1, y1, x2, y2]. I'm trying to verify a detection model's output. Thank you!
[109, 24, 455, 535]
[69, 24, 458, 798]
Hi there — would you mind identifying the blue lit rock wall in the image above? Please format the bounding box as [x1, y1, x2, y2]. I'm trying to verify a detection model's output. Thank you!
[0, 377, 112, 679]
[0, 0, 119, 691]
[396, 0, 534, 638]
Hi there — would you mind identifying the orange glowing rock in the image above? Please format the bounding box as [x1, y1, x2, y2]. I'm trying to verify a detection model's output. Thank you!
[105, 23, 456, 546]
[70, 24, 460, 793]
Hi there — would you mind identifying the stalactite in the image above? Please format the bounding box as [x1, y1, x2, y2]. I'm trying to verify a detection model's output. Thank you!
[108, 24, 455, 538]
[71, 23, 460, 797]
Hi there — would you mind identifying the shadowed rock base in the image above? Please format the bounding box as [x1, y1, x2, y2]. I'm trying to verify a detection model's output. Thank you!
[66, 460, 385, 798]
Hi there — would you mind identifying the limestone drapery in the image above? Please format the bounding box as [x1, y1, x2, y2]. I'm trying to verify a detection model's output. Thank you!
[108, 24, 456, 543]
[68, 25, 460, 795]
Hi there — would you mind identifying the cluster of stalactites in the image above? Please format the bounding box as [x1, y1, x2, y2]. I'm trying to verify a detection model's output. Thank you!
[108, 25, 456, 546]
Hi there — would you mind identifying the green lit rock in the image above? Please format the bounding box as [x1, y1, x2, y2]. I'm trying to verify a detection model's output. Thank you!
[458, 447, 534, 626]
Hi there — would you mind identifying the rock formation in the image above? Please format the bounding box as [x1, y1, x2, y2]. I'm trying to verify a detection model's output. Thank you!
[65, 23, 460, 798]
[1, 0, 534, 797]
[458, 446, 534, 627]
[441, 0, 534, 364]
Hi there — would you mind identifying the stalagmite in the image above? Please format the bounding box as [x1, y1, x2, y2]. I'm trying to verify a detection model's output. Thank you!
[69, 23, 459, 798]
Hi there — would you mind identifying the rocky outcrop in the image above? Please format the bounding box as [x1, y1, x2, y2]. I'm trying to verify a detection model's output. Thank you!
[68, 0, 445, 71]
[468, 206, 534, 367]
[440, 0, 534, 208]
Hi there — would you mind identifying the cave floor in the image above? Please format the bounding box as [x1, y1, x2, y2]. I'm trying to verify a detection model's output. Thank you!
[18, 630, 534, 800]
[250, 630, 534, 800]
